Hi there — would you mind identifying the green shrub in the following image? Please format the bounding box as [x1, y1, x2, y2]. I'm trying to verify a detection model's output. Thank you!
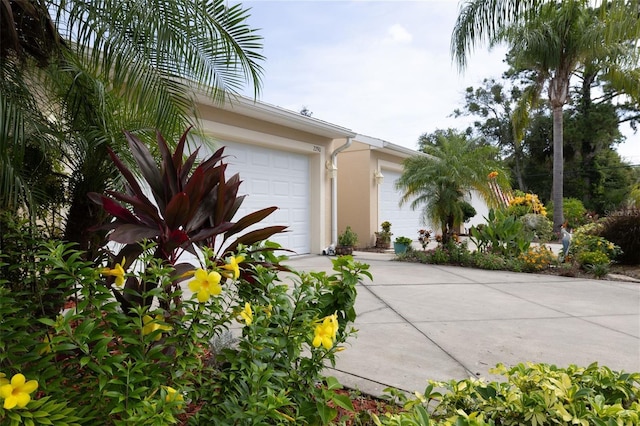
[394, 236, 413, 246]
[460, 201, 477, 223]
[469, 209, 533, 258]
[395, 250, 428, 263]
[520, 213, 555, 242]
[577, 250, 611, 268]
[569, 232, 621, 264]
[0, 211, 63, 318]
[444, 241, 473, 266]
[471, 251, 506, 270]
[428, 247, 450, 264]
[546, 197, 588, 228]
[0, 243, 370, 425]
[574, 220, 606, 237]
[600, 209, 640, 265]
[338, 226, 359, 247]
[376, 362, 640, 426]
[585, 262, 611, 278]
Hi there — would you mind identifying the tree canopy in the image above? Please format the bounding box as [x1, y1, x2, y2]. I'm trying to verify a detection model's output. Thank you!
[1, 0, 265, 255]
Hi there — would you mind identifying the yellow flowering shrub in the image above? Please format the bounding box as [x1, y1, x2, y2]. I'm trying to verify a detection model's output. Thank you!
[507, 191, 547, 217]
[0, 241, 370, 425]
[518, 245, 557, 272]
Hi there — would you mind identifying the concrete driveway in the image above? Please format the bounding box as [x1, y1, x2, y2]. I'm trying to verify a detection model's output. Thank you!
[285, 251, 640, 397]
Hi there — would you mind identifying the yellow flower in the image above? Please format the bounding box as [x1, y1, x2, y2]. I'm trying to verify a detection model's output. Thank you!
[101, 257, 126, 287]
[188, 268, 222, 302]
[0, 373, 38, 409]
[264, 304, 273, 318]
[39, 333, 55, 355]
[142, 315, 171, 341]
[0, 373, 8, 386]
[488, 171, 498, 179]
[221, 255, 245, 280]
[163, 386, 184, 408]
[312, 314, 339, 350]
[239, 302, 253, 326]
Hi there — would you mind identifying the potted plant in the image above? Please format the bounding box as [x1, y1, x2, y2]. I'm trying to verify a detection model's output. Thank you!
[375, 221, 392, 248]
[337, 226, 358, 255]
[394, 236, 413, 255]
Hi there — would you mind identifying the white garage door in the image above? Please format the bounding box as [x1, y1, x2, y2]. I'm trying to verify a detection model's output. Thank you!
[221, 141, 311, 254]
[379, 170, 425, 242]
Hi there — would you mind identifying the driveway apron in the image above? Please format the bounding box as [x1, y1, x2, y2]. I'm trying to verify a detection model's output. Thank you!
[284, 252, 640, 397]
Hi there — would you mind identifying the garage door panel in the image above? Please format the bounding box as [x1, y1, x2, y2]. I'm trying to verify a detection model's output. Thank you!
[252, 179, 269, 195]
[379, 170, 424, 241]
[273, 155, 289, 169]
[252, 151, 270, 166]
[217, 141, 310, 254]
[292, 182, 306, 196]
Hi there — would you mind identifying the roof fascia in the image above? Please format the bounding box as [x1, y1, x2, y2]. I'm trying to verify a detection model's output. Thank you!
[195, 92, 356, 139]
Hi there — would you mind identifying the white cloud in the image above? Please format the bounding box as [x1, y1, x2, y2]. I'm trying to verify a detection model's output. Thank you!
[386, 24, 413, 44]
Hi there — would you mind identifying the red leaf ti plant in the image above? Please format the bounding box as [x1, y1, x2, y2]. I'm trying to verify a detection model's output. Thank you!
[89, 128, 288, 311]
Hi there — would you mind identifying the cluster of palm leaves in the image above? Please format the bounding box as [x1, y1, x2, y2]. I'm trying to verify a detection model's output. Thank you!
[451, 0, 640, 232]
[0, 0, 264, 256]
[396, 130, 509, 242]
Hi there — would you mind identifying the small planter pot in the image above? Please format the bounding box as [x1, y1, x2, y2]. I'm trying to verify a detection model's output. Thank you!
[335, 245, 353, 256]
[393, 242, 409, 255]
[375, 237, 391, 249]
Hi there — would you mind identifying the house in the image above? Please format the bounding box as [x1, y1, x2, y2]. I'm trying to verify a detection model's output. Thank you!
[194, 94, 487, 254]
[194, 94, 354, 255]
[335, 134, 432, 247]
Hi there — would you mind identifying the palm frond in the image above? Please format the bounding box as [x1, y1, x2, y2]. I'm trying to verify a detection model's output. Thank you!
[52, 0, 263, 112]
[451, 0, 544, 71]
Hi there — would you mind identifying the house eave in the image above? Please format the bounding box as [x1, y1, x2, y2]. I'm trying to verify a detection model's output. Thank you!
[195, 93, 356, 139]
[354, 133, 424, 159]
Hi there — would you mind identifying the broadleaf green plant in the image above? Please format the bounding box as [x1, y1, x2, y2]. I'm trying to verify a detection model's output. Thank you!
[469, 208, 533, 258]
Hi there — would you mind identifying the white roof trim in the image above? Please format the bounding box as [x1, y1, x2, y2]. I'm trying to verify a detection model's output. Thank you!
[355, 133, 424, 158]
[195, 93, 356, 139]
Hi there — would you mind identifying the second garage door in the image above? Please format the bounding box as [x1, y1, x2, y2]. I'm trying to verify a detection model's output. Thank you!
[378, 170, 426, 242]
[220, 141, 311, 255]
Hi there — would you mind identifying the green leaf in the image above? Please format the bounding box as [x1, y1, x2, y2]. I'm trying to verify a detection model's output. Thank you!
[325, 376, 342, 390]
[54, 343, 78, 352]
[316, 401, 337, 425]
[414, 405, 431, 425]
[331, 394, 354, 412]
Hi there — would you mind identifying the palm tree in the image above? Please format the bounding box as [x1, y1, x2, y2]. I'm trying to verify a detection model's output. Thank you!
[451, 0, 639, 232]
[396, 129, 508, 243]
[1, 0, 264, 254]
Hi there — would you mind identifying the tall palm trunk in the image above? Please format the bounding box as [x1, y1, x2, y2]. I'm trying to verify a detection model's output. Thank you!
[549, 72, 570, 234]
[552, 105, 564, 233]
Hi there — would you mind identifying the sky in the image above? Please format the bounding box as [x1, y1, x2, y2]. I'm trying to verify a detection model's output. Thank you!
[237, 0, 640, 165]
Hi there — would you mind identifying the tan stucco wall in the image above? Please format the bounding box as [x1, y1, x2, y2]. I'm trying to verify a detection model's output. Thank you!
[336, 141, 415, 248]
[336, 142, 373, 248]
